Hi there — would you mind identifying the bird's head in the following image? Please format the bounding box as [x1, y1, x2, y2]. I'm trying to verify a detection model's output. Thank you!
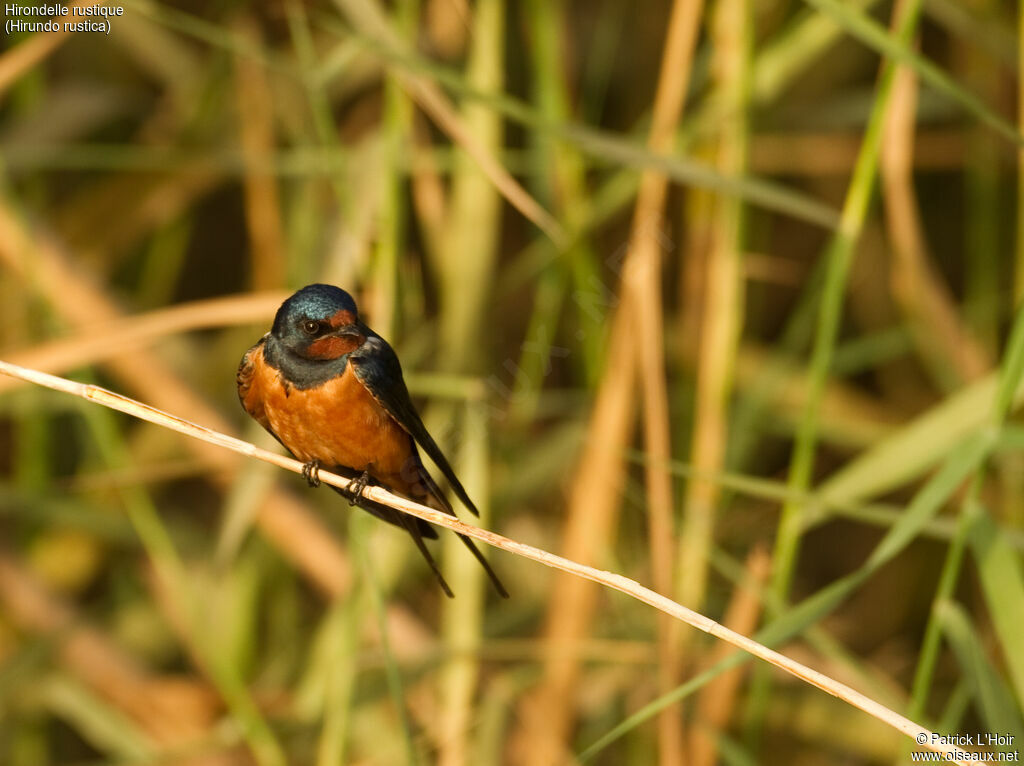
[270, 284, 367, 361]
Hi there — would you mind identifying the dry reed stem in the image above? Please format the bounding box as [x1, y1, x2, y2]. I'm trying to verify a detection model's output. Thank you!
[234, 17, 286, 292]
[0, 359, 974, 765]
[752, 129, 974, 175]
[881, 58, 991, 383]
[430, 5, 505, 762]
[0, 552, 225, 761]
[0, 1, 100, 99]
[627, 1, 707, 761]
[330, 0, 566, 247]
[0, 292, 287, 395]
[690, 547, 770, 766]
[678, 0, 748, 622]
[511, 298, 636, 766]
[516, 0, 703, 756]
[0, 202, 353, 597]
[425, 0, 469, 58]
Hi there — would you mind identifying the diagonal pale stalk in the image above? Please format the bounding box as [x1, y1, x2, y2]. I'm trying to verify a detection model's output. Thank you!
[511, 309, 636, 766]
[590, 256, 1024, 762]
[0, 358, 975, 765]
[771, 0, 925, 617]
[515, 0, 703, 762]
[936, 600, 1024, 744]
[905, 304, 1024, 747]
[627, 0, 707, 762]
[78, 401, 286, 766]
[584, 429, 993, 762]
[758, 0, 927, 746]
[415, 3, 506, 764]
[690, 548, 770, 766]
[678, 0, 751, 624]
[0, 200, 353, 598]
[39, 676, 155, 763]
[0, 292, 287, 395]
[439, 402, 490, 766]
[677, 0, 751, 754]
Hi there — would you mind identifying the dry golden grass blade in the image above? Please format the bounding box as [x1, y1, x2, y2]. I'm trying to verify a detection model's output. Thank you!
[689, 547, 770, 766]
[0, 360, 977, 766]
[330, 0, 567, 247]
[515, 0, 705, 760]
[0, 292, 286, 395]
[881, 59, 991, 385]
[234, 17, 286, 291]
[678, 0, 750, 626]
[0, 552, 225, 757]
[0, 201, 351, 598]
[624, 0, 708, 759]
[751, 129, 974, 176]
[511, 312, 637, 766]
[425, 0, 469, 58]
[0, 1, 96, 100]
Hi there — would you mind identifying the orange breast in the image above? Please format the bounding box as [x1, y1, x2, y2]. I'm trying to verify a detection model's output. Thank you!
[248, 346, 414, 476]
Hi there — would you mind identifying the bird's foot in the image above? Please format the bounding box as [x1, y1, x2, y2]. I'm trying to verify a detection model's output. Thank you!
[347, 470, 370, 506]
[301, 460, 322, 488]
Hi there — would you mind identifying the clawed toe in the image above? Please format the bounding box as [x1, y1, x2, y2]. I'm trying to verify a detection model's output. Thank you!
[301, 460, 322, 488]
[347, 470, 370, 506]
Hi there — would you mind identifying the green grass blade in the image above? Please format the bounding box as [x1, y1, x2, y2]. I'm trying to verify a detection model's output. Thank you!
[967, 511, 1024, 705]
[803, 0, 1024, 147]
[817, 374, 1018, 507]
[772, 0, 926, 600]
[935, 600, 1024, 745]
[40, 675, 156, 762]
[581, 431, 990, 760]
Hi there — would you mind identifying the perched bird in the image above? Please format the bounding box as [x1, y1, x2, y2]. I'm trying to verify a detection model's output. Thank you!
[237, 283, 507, 598]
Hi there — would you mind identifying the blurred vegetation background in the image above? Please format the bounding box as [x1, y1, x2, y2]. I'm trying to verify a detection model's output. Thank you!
[1, 0, 1024, 764]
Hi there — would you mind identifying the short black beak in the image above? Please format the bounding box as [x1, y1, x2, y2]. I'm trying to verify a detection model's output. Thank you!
[332, 323, 366, 341]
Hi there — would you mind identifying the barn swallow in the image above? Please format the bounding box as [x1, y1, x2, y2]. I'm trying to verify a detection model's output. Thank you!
[237, 283, 507, 598]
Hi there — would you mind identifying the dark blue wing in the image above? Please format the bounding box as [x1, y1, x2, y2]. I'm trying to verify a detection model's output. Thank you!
[350, 334, 479, 516]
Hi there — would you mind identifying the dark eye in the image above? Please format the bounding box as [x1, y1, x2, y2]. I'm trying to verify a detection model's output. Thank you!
[301, 319, 320, 335]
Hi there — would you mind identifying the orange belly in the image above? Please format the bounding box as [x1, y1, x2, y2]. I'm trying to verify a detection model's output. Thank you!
[252, 349, 414, 477]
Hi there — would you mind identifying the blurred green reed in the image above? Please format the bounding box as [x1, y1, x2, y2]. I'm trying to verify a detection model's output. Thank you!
[1, 1, 1023, 765]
